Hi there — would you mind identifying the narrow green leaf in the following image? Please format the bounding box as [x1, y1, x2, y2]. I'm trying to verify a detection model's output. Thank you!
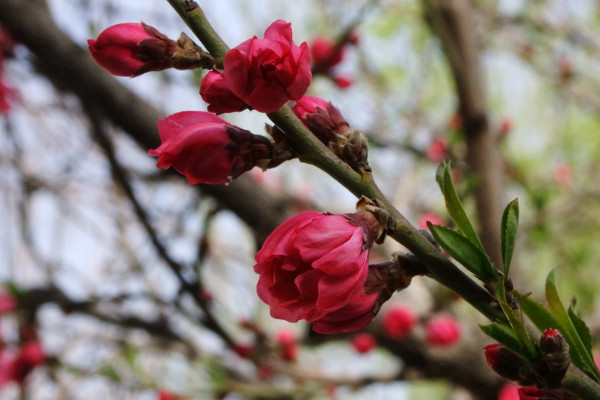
[515, 291, 559, 332]
[496, 278, 537, 360]
[546, 270, 600, 381]
[480, 323, 532, 361]
[428, 224, 499, 282]
[500, 198, 519, 277]
[568, 298, 597, 373]
[435, 162, 484, 251]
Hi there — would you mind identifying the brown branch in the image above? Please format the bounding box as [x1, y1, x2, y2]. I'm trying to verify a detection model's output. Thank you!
[424, 0, 504, 268]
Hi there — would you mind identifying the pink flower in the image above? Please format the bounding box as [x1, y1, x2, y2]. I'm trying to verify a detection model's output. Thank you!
[417, 213, 443, 229]
[200, 70, 249, 114]
[382, 305, 416, 339]
[148, 111, 257, 184]
[310, 37, 344, 74]
[498, 383, 520, 400]
[351, 333, 377, 354]
[224, 20, 311, 113]
[425, 315, 461, 347]
[426, 137, 448, 163]
[88, 23, 177, 77]
[0, 291, 16, 314]
[8, 341, 46, 384]
[0, 78, 17, 114]
[518, 386, 576, 400]
[254, 211, 378, 333]
[292, 95, 330, 124]
[553, 163, 572, 187]
[158, 389, 186, 400]
[333, 76, 353, 89]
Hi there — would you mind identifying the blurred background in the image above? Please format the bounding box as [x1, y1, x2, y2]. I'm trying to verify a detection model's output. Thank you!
[1, 0, 600, 398]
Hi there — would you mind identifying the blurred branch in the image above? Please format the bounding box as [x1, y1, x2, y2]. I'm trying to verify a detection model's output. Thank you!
[0, 0, 296, 245]
[424, 0, 504, 268]
[86, 105, 236, 348]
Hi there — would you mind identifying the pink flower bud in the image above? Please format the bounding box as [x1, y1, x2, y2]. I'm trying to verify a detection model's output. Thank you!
[0, 291, 16, 315]
[158, 389, 186, 400]
[275, 329, 297, 346]
[518, 386, 576, 400]
[148, 111, 259, 184]
[0, 79, 17, 114]
[498, 383, 520, 400]
[224, 20, 311, 113]
[483, 344, 527, 383]
[233, 343, 254, 359]
[417, 213, 443, 229]
[425, 315, 461, 347]
[293, 95, 330, 124]
[310, 37, 344, 73]
[382, 305, 416, 339]
[351, 333, 377, 354]
[200, 70, 249, 114]
[88, 23, 178, 77]
[333, 76, 353, 89]
[553, 163, 572, 187]
[426, 137, 448, 163]
[9, 341, 46, 383]
[254, 211, 380, 334]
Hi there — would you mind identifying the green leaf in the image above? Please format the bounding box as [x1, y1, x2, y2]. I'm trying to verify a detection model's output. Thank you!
[435, 162, 485, 251]
[495, 278, 537, 360]
[500, 199, 519, 277]
[480, 323, 532, 360]
[515, 291, 559, 332]
[428, 224, 499, 282]
[546, 270, 600, 381]
[99, 365, 120, 382]
[568, 298, 595, 366]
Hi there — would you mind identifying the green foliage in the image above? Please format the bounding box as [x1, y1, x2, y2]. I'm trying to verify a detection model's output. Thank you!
[545, 270, 600, 381]
[428, 224, 497, 283]
[500, 199, 519, 278]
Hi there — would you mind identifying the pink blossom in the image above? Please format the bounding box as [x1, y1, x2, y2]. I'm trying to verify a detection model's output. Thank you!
[426, 137, 448, 163]
[0, 291, 16, 314]
[333, 76, 353, 89]
[553, 163, 572, 187]
[292, 95, 330, 125]
[224, 20, 311, 113]
[88, 23, 177, 77]
[310, 37, 344, 74]
[382, 305, 416, 339]
[351, 333, 377, 354]
[497, 383, 520, 400]
[425, 315, 461, 347]
[148, 111, 256, 184]
[417, 213, 443, 229]
[254, 211, 378, 333]
[200, 70, 248, 114]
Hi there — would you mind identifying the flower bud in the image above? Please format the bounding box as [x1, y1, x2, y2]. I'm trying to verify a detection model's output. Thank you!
[539, 328, 570, 387]
[382, 305, 416, 339]
[425, 315, 461, 347]
[292, 96, 370, 173]
[224, 20, 311, 113]
[149, 111, 279, 184]
[310, 37, 345, 74]
[200, 70, 248, 114]
[484, 344, 533, 385]
[518, 386, 576, 400]
[254, 211, 382, 334]
[351, 333, 377, 354]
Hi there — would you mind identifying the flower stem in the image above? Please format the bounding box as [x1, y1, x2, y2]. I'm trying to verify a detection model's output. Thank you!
[562, 365, 600, 400]
[165, 0, 229, 66]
